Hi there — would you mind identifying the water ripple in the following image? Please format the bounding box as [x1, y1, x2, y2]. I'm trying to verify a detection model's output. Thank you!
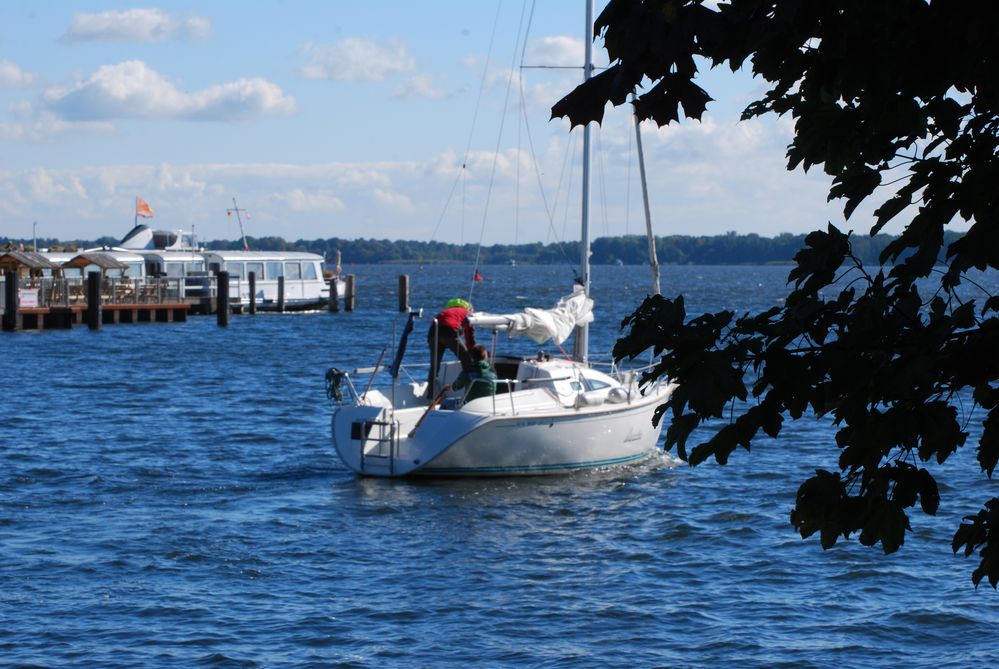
[2, 265, 997, 668]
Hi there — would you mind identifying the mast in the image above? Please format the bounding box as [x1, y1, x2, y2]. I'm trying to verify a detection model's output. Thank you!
[573, 0, 594, 364]
[227, 197, 250, 251]
[634, 108, 661, 296]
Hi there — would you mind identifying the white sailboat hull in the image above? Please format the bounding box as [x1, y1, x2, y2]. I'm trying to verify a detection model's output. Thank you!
[331, 377, 673, 478]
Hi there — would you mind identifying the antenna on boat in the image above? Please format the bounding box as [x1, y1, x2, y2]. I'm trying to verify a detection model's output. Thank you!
[226, 197, 250, 251]
[572, 0, 594, 365]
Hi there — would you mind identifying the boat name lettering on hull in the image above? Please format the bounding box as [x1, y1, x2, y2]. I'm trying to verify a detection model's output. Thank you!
[501, 421, 556, 429]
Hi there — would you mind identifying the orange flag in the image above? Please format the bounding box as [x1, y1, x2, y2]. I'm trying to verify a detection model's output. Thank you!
[136, 196, 154, 219]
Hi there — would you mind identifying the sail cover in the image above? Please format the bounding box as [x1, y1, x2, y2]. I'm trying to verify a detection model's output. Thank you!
[468, 287, 594, 345]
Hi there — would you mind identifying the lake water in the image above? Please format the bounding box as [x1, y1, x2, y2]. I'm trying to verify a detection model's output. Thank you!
[2, 263, 997, 668]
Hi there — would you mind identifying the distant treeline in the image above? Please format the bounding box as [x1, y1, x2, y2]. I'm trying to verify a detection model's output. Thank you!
[14, 231, 964, 266]
[211, 231, 963, 266]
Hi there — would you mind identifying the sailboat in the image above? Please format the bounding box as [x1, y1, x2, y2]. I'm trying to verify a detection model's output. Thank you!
[325, 0, 674, 477]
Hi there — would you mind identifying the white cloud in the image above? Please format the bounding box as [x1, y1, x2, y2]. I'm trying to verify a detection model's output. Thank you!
[394, 74, 450, 100]
[525, 36, 584, 68]
[273, 189, 346, 212]
[154, 163, 208, 196]
[0, 60, 38, 88]
[300, 39, 415, 81]
[26, 168, 88, 201]
[61, 9, 211, 43]
[0, 101, 114, 141]
[43, 61, 296, 122]
[372, 188, 414, 212]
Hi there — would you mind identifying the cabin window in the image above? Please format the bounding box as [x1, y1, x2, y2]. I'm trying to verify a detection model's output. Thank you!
[164, 262, 185, 277]
[246, 262, 264, 280]
[185, 260, 205, 274]
[266, 261, 283, 279]
[285, 262, 302, 280]
[584, 378, 612, 390]
[225, 261, 245, 279]
[303, 262, 318, 280]
[124, 263, 143, 278]
[570, 381, 583, 391]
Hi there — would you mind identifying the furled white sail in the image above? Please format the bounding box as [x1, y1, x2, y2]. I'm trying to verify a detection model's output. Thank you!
[468, 287, 594, 345]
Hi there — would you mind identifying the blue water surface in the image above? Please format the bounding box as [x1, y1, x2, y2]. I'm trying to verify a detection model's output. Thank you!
[2, 264, 997, 668]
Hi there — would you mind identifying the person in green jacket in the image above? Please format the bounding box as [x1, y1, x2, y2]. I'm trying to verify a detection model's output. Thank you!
[446, 344, 497, 402]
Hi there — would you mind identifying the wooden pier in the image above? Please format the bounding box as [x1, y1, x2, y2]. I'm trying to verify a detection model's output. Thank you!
[3, 265, 409, 332]
[2, 267, 190, 332]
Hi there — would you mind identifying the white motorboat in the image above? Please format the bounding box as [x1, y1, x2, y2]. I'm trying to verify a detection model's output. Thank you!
[326, 0, 674, 477]
[119, 223, 332, 311]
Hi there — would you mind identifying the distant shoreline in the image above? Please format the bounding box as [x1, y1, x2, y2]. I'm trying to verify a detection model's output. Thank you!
[8, 230, 964, 267]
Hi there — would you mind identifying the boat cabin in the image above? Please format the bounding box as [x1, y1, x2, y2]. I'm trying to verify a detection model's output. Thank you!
[138, 250, 207, 279]
[201, 250, 328, 309]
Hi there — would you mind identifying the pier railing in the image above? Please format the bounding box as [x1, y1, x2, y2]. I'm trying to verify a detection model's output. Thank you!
[1, 275, 196, 311]
[14, 276, 188, 307]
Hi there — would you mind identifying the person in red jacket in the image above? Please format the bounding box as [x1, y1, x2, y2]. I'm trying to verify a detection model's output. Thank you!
[426, 298, 475, 398]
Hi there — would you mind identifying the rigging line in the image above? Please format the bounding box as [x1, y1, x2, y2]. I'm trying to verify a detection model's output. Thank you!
[468, 0, 530, 303]
[625, 112, 634, 236]
[461, 161, 467, 245]
[515, 68, 522, 246]
[524, 83, 578, 273]
[426, 168, 464, 243]
[561, 137, 578, 247]
[427, 0, 504, 250]
[596, 125, 610, 237]
[514, 0, 578, 278]
[514, 0, 540, 247]
[461, 0, 505, 164]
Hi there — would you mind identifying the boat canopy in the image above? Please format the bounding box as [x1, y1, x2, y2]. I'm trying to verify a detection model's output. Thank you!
[62, 252, 130, 271]
[0, 251, 60, 272]
[468, 288, 594, 345]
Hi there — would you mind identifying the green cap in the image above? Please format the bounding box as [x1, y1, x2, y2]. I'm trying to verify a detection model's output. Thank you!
[446, 298, 471, 310]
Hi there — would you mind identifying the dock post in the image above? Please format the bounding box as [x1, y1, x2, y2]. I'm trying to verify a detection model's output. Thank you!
[398, 274, 409, 312]
[217, 271, 230, 327]
[328, 276, 339, 312]
[2, 271, 19, 331]
[86, 271, 102, 330]
[248, 271, 256, 315]
[277, 276, 285, 312]
[344, 274, 356, 312]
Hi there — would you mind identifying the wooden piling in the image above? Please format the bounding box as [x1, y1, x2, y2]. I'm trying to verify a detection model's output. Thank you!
[86, 271, 101, 330]
[328, 277, 340, 312]
[217, 271, 230, 327]
[2, 271, 18, 331]
[398, 274, 409, 312]
[277, 275, 285, 312]
[344, 274, 356, 312]
[248, 271, 257, 315]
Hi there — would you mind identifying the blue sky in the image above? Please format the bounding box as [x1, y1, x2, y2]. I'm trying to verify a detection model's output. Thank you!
[1, 1, 864, 246]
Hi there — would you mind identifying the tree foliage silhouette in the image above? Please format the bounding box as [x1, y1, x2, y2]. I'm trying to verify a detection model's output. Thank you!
[553, 0, 999, 587]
